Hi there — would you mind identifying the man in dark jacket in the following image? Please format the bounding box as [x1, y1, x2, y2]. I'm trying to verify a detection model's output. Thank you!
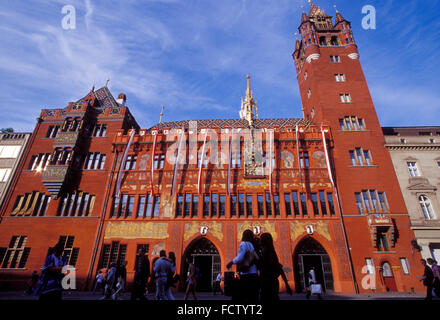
[131, 247, 150, 301]
[421, 259, 434, 301]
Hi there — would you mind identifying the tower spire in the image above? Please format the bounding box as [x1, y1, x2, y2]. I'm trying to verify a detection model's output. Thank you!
[159, 105, 164, 123]
[240, 74, 258, 127]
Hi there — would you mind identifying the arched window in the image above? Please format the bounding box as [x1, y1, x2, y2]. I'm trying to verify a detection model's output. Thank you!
[331, 36, 339, 46]
[419, 195, 435, 220]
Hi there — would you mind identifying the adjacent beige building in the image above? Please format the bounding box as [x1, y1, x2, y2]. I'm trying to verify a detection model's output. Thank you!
[0, 132, 31, 209]
[384, 126, 440, 263]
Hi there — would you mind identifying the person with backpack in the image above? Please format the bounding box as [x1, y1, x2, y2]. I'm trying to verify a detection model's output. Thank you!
[259, 232, 292, 302]
[226, 229, 259, 303]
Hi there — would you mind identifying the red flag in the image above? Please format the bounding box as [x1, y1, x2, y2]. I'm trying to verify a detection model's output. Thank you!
[198, 131, 208, 194]
[268, 129, 274, 195]
[171, 128, 185, 195]
[321, 127, 335, 186]
[227, 130, 233, 196]
[115, 129, 135, 198]
[296, 124, 302, 189]
[150, 132, 158, 193]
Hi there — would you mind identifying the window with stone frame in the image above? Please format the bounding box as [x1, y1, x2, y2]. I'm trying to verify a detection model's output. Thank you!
[0, 236, 31, 269]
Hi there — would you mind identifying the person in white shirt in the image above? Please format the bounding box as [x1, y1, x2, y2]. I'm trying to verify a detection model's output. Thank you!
[306, 267, 322, 299]
[93, 270, 105, 295]
[213, 272, 223, 295]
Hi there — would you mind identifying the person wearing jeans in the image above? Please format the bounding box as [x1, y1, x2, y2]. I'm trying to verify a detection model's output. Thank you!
[153, 250, 174, 300]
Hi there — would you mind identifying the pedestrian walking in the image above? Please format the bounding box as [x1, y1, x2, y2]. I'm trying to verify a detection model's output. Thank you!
[153, 250, 174, 300]
[92, 270, 105, 295]
[35, 242, 67, 300]
[226, 229, 260, 303]
[131, 247, 150, 301]
[213, 272, 223, 295]
[420, 259, 434, 301]
[112, 260, 127, 300]
[184, 258, 198, 300]
[259, 233, 292, 302]
[305, 266, 322, 300]
[24, 271, 39, 296]
[102, 262, 117, 299]
[165, 251, 178, 300]
[427, 258, 440, 298]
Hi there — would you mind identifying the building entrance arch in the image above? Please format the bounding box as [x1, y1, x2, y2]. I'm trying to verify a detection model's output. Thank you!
[380, 261, 397, 291]
[181, 237, 221, 292]
[293, 236, 334, 292]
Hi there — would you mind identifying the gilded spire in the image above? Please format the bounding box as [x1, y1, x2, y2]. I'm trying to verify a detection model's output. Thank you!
[240, 74, 258, 127]
[159, 105, 164, 123]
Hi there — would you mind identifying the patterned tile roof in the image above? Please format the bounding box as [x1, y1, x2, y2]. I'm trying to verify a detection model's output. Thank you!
[150, 118, 311, 130]
[76, 86, 120, 108]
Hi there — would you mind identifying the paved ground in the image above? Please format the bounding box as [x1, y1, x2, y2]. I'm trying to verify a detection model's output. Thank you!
[0, 290, 432, 300]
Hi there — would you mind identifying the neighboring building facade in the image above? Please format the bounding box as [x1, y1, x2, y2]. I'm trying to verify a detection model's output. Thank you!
[0, 3, 425, 294]
[384, 127, 440, 264]
[0, 132, 31, 210]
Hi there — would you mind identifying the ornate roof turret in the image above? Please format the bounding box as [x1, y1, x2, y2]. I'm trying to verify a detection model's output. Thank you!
[239, 74, 258, 127]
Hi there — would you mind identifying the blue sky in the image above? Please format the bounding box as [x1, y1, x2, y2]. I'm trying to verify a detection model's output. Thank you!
[0, 0, 439, 132]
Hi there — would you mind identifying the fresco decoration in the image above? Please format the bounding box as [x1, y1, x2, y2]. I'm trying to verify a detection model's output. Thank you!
[313, 151, 326, 168]
[281, 150, 295, 168]
[237, 221, 277, 241]
[138, 154, 150, 180]
[184, 222, 223, 242]
[104, 222, 169, 239]
[290, 221, 331, 242]
[151, 242, 166, 258]
[161, 193, 175, 218]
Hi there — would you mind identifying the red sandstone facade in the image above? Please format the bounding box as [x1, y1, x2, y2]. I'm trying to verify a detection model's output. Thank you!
[0, 3, 424, 294]
[293, 4, 423, 292]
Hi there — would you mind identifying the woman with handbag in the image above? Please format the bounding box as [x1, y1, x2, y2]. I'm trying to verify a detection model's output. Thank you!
[226, 229, 259, 303]
[259, 233, 292, 302]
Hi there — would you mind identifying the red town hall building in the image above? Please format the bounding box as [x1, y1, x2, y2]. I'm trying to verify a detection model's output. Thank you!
[0, 4, 424, 294]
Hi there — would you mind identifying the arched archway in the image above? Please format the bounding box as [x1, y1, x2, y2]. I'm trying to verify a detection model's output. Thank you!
[181, 237, 221, 292]
[380, 261, 397, 292]
[293, 237, 334, 293]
